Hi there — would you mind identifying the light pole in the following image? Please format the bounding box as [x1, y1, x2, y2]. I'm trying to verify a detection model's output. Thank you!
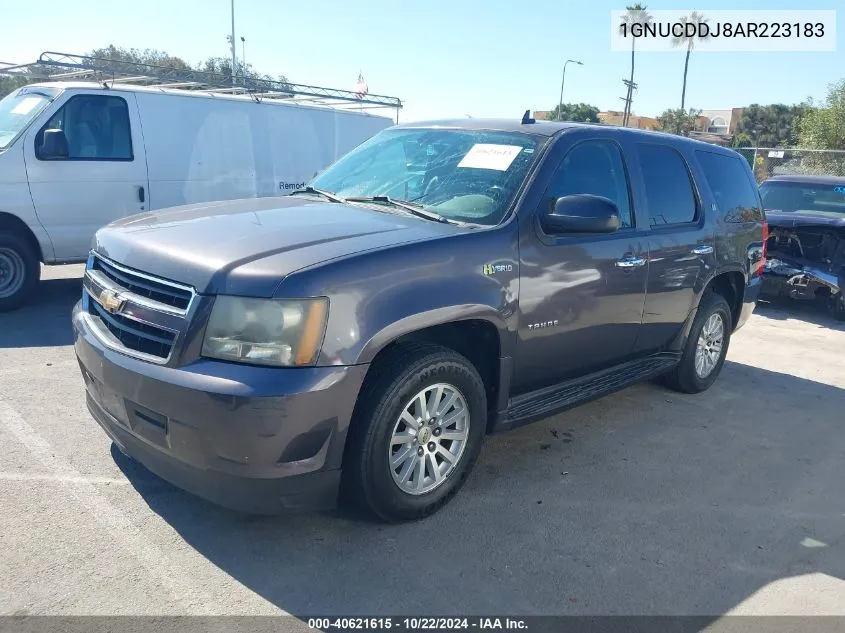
[229, 0, 237, 88]
[240, 36, 246, 85]
[558, 59, 583, 121]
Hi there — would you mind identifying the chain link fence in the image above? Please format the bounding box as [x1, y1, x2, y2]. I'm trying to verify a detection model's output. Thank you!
[735, 148, 845, 183]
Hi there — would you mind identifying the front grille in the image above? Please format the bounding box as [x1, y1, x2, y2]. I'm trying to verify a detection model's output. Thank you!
[88, 300, 176, 359]
[84, 254, 195, 362]
[92, 256, 192, 310]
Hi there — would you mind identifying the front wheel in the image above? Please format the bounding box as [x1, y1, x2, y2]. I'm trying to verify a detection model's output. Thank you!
[344, 343, 487, 522]
[662, 292, 732, 394]
[0, 233, 40, 312]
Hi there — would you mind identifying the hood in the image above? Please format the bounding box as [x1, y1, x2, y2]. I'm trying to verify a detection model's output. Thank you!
[93, 196, 458, 296]
[765, 210, 845, 229]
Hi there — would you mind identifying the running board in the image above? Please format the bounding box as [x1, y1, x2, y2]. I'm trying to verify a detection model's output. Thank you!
[500, 353, 681, 431]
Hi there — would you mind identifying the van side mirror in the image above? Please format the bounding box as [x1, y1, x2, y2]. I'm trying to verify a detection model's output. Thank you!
[38, 129, 69, 160]
[541, 194, 621, 234]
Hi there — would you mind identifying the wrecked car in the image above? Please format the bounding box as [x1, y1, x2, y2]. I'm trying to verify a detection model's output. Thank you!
[759, 175, 845, 320]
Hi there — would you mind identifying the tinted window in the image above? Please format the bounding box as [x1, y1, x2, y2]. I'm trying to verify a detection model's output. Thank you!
[544, 140, 633, 228]
[637, 144, 697, 226]
[37, 95, 132, 161]
[759, 180, 845, 217]
[696, 151, 763, 222]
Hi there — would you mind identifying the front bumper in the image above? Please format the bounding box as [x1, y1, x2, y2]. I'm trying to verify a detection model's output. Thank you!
[73, 301, 368, 514]
[761, 257, 842, 301]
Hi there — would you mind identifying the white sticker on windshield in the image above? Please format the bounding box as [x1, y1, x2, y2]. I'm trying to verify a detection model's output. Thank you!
[10, 97, 42, 116]
[457, 144, 523, 171]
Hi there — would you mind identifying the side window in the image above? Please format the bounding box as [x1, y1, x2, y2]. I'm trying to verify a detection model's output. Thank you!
[544, 140, 633, 229]
[637, 144, 697, 227]
[695, 150, 764, 222]
[36, 95, 133, 161]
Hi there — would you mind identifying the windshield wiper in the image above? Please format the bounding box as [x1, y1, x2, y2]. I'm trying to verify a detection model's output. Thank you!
[289, 186, 347, 204]
[346, 196, 453, 224]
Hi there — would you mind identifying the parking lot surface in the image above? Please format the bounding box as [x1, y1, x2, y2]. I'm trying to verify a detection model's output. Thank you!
[2, 264, 845, 617]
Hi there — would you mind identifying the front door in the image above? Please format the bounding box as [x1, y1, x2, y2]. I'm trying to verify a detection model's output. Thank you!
[24, 91, 148, 261]
[514, 138, 648, 394]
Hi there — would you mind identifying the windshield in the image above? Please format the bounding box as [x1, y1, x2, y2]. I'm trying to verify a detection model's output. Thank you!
[311, 128, 544, 225]
[760, 180, 845, 217]
[0, 87, 59, 150]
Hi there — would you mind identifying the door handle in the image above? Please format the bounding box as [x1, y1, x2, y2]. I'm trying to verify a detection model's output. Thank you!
[137, 186, 145, 203]
[615, 256, 647, 268]
[691, 245, 714, 255]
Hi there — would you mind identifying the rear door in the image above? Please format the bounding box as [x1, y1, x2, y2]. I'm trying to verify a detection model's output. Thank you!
[631, 143, 715, 353]
[24, 91, 148, 260]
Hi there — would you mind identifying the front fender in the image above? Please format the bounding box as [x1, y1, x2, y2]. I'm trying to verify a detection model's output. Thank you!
[274, 227, 519, 367]
[356, 304, 511, 365]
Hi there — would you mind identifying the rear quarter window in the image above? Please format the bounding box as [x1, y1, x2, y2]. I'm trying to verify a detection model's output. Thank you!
[696, 150, 764, 222]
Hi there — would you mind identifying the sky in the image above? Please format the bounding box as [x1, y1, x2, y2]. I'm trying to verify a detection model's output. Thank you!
[1, 0, 842, 123]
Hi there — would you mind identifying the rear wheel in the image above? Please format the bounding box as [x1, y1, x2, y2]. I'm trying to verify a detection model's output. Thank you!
[344, 343, 486, 522]
[0, 232, 39, 312]
[662, 292, 732, 394]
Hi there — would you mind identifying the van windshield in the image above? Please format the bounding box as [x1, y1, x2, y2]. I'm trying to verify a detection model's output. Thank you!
[0, 87, 60, 150]
[310, 128, 544, 225]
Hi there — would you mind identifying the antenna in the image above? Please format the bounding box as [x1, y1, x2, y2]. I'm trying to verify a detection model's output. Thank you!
[521, 109, 535, 124]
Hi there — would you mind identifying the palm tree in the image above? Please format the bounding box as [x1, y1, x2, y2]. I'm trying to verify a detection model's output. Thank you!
[672, 11, 709, 111]
[618, 4, 652, 126]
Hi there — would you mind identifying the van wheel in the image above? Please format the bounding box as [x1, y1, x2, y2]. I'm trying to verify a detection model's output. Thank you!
[0, 233, 39, 312]
[344, 343, 486, 522]
[662, 292, 732, 394]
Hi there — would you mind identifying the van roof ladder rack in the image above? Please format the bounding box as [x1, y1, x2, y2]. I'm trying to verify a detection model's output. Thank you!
[1, 51, 403, 119]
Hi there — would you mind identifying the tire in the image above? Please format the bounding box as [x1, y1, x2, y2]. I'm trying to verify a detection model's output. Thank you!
[662, 291, 732, 394]
[0, 232, 40, 312]
[343, 343, 487, 522]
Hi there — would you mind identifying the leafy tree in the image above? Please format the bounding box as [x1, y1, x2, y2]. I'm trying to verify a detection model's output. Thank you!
[731, 132, 753, 148]
[87, 45, 193, 71]
[549, 102, 600, 123]
[618, 4, 652, 126]
[0, 75, 33, 100]
[671, 11, 709, 111]
[798, 79, 845, 150]
[658, 108, 702, 136]
[734, 103, 809, 148]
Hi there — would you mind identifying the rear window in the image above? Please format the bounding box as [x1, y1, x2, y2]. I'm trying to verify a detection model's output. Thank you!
[696, 151, 764, 222]
[759, 180, 845, 217]
[637, 144, 697, 227]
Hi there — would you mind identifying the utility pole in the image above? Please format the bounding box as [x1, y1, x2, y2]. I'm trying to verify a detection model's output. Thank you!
[230, 0, 237, 88]
[620, 79, 637, 127]
[557, 59, 583, 121]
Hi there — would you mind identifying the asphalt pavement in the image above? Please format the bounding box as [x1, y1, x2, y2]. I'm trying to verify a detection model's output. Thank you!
[2, 264, 845, 618]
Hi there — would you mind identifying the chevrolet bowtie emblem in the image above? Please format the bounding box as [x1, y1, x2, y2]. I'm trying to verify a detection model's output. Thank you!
[98, 289, 126, 314]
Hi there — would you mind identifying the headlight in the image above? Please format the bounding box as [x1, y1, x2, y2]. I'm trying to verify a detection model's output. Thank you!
[201, 296, 328, 367]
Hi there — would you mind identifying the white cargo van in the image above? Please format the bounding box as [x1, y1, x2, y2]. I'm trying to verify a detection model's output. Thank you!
[0, 82, 394, 310]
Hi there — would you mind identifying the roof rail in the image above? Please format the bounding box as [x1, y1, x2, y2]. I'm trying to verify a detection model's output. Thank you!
[1, 51, 403, 116]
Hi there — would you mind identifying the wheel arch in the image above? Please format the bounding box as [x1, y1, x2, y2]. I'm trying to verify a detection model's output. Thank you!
[0, 212, 44, 263]
[673, 267, 747, 351]
[356, 311, 510, 433]
[702, 267, 746, 330]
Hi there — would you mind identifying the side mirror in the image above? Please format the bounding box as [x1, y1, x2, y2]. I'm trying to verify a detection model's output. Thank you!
[38, 129, 69, 160]
[541, 194, 621, 234]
